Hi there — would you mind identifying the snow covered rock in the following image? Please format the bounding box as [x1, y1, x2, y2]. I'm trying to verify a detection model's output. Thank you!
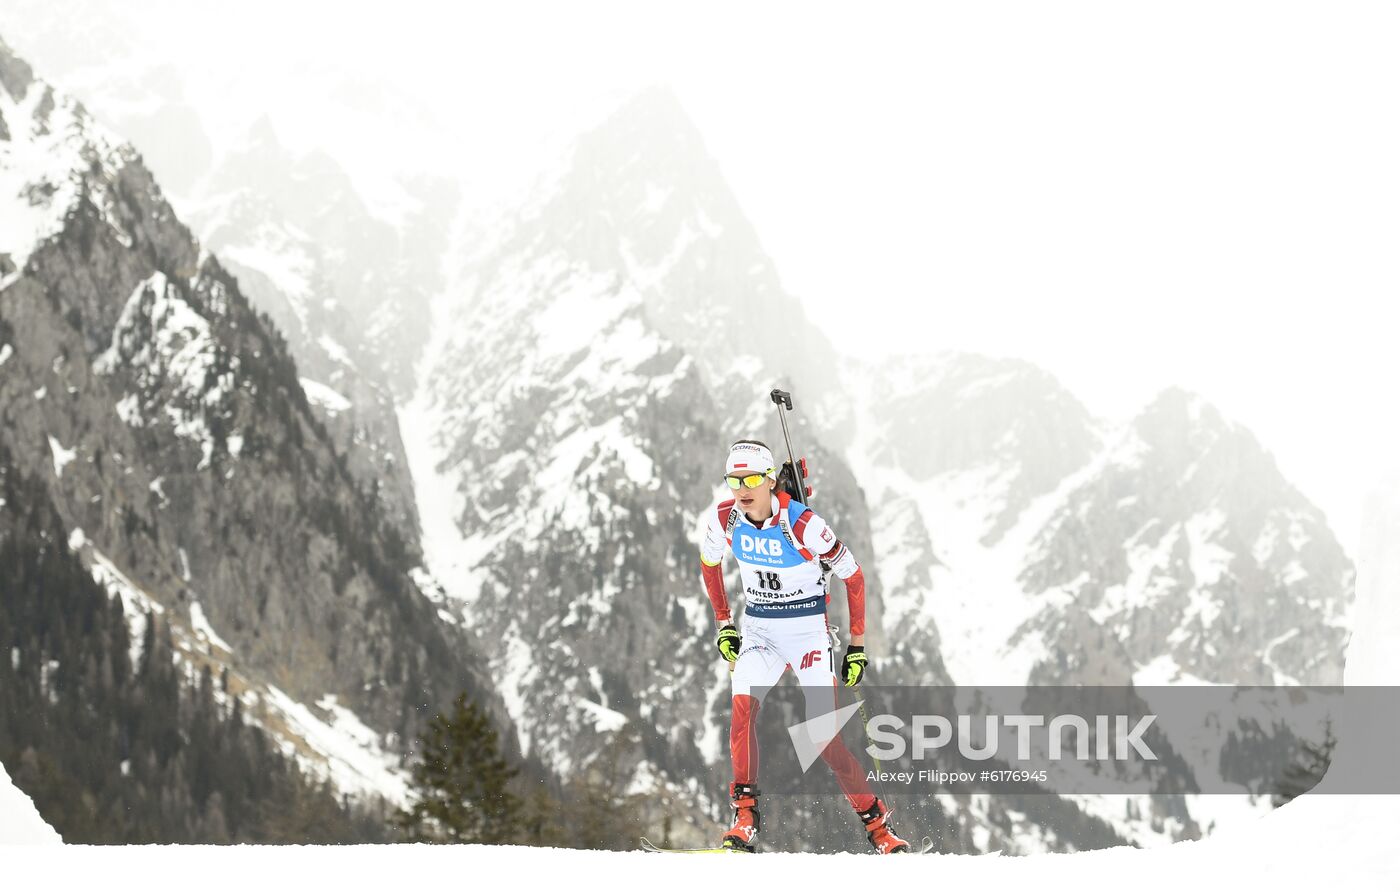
[0, 36, 497, 810]
[186, 121, 437, 535]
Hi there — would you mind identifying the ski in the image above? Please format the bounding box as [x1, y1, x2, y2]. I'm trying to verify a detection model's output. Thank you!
[639, 836, 934, 854]
[864, 835, 936, 854]
[871, 835, 936, 854]
[639, 837, 750, 854]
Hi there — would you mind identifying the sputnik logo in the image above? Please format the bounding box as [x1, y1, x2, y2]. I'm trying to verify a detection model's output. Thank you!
[787, 700, 863, 772]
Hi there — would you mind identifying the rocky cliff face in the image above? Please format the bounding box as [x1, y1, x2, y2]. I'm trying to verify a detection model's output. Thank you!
[0, 37, 494, 803]
[192, 118, 455, 399]
[185, 120, 439, 536]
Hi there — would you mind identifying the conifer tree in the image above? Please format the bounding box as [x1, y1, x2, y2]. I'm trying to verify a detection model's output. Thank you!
[395, 692, 520, 843]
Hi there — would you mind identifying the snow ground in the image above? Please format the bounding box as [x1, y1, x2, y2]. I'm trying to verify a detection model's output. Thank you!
[0, 762, 61, 845]
[2, 792, 1397, 891]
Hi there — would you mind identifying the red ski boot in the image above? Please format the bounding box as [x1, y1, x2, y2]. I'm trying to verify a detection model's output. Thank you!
[858, 798, 911, 853]
[721, 783, 760, 852]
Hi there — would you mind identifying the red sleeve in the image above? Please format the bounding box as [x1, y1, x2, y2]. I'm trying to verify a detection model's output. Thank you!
[702, 561, 731, 623]
[843, 567, 866, 636]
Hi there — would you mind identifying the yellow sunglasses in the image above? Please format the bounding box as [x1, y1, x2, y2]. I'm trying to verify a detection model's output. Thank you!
[725, 472, 771, 490]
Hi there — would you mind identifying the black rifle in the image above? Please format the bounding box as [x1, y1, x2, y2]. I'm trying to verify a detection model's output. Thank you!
[769, 388, 811, 503]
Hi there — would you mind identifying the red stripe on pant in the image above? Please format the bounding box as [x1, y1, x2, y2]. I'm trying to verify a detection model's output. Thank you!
[730, 695, 761, 785]
[729, 693, 876, 813]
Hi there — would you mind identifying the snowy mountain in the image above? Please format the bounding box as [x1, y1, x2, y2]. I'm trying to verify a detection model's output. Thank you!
[190, 117, 455, 399]
[0, 0, 214, 198]
[184, 119, 437, 534]
[0, 37, 497, 831]
[406, 83, 1358, 850]
[402, 89, 1164, 853]
[0, 22, 460, 539]
[467, 87, 846, 414]
[0, 26, 1356, 851]
[842, 353, 1104, 686]
[844, 352, 1353, 844]
[847, 354, 1352, 689]
[404, 88, 898, 848]
[1019, 388, 1350, 687]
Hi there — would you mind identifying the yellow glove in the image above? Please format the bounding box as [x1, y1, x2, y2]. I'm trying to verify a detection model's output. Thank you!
[716, 624, 741, 662]
[841, 646, 867, 686]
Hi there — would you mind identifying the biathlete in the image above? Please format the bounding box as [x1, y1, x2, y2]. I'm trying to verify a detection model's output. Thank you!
[700, 439, 910, 853]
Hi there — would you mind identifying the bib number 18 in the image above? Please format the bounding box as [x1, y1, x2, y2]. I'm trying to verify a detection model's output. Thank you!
[755, 570, 782, 591]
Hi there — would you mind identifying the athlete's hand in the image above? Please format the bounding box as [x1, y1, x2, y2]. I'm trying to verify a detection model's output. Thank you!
[716, 624, 741, 663]
[841, 646, 867, 687]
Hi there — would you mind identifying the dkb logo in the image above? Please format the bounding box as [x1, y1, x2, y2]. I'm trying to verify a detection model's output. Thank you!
[739, 534, 782, 556]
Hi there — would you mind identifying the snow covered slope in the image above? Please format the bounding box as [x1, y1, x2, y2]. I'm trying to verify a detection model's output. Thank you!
[0, 795, 1395, 888]
[0, 38, 131, 283]
[0, 761, 61, 845]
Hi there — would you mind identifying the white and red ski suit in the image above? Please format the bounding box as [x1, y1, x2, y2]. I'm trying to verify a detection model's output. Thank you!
[699, 490, 876, 811]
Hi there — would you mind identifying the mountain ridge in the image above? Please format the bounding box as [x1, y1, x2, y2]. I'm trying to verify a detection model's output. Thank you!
[0, 37, 500, 822]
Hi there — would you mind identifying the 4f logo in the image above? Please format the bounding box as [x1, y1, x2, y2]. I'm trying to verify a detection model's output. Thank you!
[799, 650, 823, 670]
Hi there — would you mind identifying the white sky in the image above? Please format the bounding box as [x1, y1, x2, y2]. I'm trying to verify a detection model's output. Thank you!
[11, 1, 1399, 553]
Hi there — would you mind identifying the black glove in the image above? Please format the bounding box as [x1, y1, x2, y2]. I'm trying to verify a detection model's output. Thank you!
[841, 646, 867, 687]
[716, 624, 741, 662]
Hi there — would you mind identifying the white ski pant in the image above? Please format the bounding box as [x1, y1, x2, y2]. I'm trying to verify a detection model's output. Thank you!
[727, 613, 874, 809]
[731, 613, 837, 696]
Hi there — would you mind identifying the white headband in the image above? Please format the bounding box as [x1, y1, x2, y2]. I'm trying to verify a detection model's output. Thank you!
[726, 442, 776, 478]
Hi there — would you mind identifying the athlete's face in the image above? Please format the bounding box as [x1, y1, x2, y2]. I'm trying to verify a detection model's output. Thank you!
[732, 474, 774, 518]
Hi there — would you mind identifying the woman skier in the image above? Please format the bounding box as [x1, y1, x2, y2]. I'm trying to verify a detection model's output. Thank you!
[699, 439, 911, 853]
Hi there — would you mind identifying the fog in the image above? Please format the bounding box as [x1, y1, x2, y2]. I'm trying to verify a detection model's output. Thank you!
[7, 0, 1397, 552]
